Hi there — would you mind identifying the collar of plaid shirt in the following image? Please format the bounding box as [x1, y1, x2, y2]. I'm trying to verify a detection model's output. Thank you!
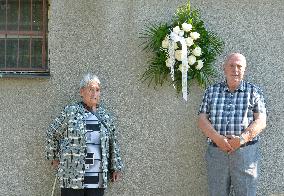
[222, 80, 245, 92]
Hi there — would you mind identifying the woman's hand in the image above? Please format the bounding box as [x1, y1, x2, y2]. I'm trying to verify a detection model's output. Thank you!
[51, 160, 59, 169]
[111, 171, 122, 182]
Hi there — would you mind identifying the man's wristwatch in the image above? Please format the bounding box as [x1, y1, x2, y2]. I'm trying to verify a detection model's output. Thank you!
[239, 135, 246, 145]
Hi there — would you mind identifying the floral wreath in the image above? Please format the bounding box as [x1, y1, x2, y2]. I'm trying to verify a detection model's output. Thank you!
[140, 1, 224, 101]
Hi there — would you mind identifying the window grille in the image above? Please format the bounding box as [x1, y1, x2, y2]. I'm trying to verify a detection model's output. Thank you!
[0, 0, 48, 77]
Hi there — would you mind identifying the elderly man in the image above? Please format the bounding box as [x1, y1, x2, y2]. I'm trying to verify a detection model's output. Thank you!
[198, 53, 267, 196]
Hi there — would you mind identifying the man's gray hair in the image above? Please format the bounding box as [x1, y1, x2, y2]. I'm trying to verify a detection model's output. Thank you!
[223, 53, 247, 68]
[80, 73, 101, 89]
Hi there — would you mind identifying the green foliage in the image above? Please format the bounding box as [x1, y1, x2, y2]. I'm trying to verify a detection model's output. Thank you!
[174, 0, 191, 24]
[141, 51, 170, 86]
[140, 1, 224, 93]
[140, 23, 169, 52]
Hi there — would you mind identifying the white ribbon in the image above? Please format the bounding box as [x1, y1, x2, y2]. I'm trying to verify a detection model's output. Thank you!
[168, 39, 176, 89]
[169, 32, 189, 101]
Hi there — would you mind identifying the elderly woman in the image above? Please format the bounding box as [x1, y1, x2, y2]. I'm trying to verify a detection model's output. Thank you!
[46, 73, 123, 196]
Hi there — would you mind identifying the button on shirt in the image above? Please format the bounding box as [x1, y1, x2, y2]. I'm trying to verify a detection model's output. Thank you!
[199, 80, 266, 138]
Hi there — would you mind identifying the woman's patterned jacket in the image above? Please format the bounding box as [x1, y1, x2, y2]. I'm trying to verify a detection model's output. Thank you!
[45, 102, 124, 189]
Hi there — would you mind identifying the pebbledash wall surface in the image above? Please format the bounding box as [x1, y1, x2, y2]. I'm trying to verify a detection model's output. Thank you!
[0, 0, 283, 196]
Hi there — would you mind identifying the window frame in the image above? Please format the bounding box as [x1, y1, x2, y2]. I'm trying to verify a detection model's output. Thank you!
[0, 0, 49, 78]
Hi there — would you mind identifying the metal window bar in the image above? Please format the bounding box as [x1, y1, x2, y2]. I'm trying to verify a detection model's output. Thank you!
[17, 0, 20, 68]
[42, 0, 46, 68]
[0, 0, 48, 72]
[5, 0, 7, 68]
[29, 0, 32, 67]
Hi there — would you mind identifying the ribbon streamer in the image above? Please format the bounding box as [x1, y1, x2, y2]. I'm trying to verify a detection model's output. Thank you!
[170, 32, 189, 101]
[168, 39, 176, 89]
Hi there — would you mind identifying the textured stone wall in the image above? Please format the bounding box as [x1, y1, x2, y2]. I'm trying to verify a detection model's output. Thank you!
[0, 0, 283, 195]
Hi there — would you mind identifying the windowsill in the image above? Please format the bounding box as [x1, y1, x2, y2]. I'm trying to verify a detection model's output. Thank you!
[0, 71, 51, 79]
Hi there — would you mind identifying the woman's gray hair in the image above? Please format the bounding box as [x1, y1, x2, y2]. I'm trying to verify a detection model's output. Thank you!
[79, 73, 101, 89]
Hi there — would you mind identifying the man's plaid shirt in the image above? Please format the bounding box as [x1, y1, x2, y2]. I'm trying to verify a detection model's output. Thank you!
[199, 80, 266, 138]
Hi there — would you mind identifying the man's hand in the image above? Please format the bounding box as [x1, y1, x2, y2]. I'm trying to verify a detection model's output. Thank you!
[227, 135, 241, 153]
[111, 171, 122, 182]
[214, 135, 234, 153]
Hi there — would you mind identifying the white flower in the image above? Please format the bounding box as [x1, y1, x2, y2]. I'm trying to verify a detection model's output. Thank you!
[185, 37, 194, 47]
[165, 58, 171, 67]
[192, 46, 202, 56]
[182, 23, 192, 32]
[190, 32, 200, 40]
[162, 36, 169, 48]
[173, 26, 181, 34]
[179, 30, 184, 37]
[196, 60, 204, 70]
[178, 64, 183, 72]
[178, 64, 189, 72]
[174, 42, 178, 49]
[188, 55, 196, 65]
[175, 50, 183, 61]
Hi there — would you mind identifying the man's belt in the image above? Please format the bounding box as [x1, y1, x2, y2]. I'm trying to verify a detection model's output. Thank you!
[209, 140, 258, 148]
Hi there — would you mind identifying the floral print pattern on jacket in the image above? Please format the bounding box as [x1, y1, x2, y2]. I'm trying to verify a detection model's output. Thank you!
[45, 102, 123, 189]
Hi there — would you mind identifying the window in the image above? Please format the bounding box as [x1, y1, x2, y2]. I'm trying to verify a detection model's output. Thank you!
[0, 0, 48, 77]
